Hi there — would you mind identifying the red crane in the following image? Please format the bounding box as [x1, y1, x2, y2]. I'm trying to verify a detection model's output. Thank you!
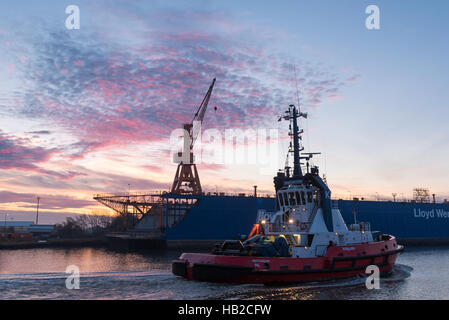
[171, 78, 216, 194]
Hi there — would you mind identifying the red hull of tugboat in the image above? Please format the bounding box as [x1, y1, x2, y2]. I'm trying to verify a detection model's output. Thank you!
[172, 237, 403, 284]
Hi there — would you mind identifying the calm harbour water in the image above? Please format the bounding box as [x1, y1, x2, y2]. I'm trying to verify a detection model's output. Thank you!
[0, 246, 447, 300]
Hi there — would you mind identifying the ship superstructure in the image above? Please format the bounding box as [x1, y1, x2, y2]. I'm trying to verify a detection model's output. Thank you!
[253, 105, 373, 258]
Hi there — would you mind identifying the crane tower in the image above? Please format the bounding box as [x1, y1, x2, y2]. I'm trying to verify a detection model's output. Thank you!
[171, 78, 216, 195]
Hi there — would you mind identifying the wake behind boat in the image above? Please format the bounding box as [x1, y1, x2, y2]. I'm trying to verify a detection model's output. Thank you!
[172, 104, 403, 284]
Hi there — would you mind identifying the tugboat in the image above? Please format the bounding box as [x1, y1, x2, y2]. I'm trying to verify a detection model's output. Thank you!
[172, 104, 404, 284]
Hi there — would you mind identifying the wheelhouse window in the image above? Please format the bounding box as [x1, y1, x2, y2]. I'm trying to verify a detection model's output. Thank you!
[283, 193, 289, 206]
[307, 192, 313, 203]
[288, 192, 296, 206]
[301, 191, 306, 205]
[295, 191, 301, 205]
[278, 193, 284, 207]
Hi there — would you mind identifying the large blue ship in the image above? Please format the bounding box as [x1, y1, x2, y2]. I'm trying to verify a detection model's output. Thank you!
[162, 195, 449, 247]
[98, 192, 449, 249]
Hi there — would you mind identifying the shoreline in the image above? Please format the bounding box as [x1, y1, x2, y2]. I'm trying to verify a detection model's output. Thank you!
[2, 237, 449, 251]
[0, 237, 108, 250]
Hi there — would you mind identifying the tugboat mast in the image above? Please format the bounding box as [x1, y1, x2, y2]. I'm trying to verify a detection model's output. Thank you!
[279, 104, 307, 178]
[291, 105, 303, 178]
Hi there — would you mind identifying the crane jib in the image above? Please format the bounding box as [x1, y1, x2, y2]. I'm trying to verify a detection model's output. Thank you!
[190, 78, 216, 148]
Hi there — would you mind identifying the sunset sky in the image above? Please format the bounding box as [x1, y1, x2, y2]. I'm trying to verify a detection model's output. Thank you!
[0, 0, 448, 223]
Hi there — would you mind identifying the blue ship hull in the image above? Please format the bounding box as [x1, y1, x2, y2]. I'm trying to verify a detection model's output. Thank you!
[164, 195, 449, 245]
[338, 200, 449, 244]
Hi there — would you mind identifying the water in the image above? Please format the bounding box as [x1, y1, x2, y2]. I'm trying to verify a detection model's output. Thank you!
[0, 246, 447, 300]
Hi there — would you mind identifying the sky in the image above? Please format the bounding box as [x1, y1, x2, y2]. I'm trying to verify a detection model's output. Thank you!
[0, 0, 448, 223]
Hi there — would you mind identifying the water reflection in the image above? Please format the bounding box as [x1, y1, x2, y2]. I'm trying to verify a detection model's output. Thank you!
[0, 248, 178, 274]
[0, 246, 448, 299]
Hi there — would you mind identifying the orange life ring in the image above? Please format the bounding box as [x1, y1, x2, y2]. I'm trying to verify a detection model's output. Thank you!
[300, 222, 308, 230]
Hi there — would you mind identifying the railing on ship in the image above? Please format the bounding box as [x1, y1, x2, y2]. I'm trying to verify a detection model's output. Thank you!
[93, 190, 169, 198]
[94, 190, 276, 199]
[94, 191, 449, 204]
[347, 221, 371, 232]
